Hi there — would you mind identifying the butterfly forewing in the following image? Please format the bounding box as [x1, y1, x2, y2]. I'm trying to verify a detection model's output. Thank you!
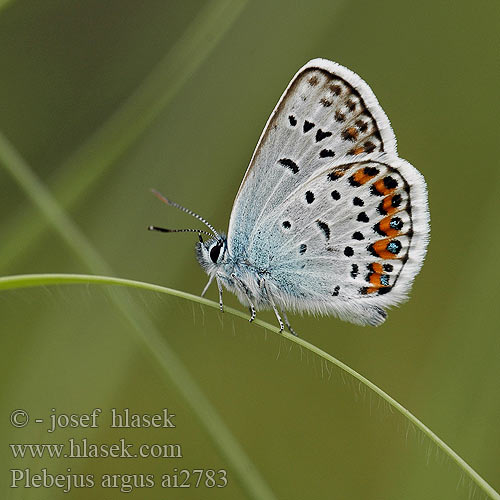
[228, 59, 397, 255]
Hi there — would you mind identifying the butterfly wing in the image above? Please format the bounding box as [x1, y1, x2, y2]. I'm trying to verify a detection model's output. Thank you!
[227, 59, 429, 325]
[247, 157, 429, 325]
[227, 58, 397, 255]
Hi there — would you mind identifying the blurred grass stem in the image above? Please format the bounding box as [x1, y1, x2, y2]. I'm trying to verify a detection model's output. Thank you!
[0, 0, 247, 270]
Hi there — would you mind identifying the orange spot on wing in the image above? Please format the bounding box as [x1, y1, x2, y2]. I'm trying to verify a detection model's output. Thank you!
[371, 239, 399, 260]
[379, 215, 400, 237]
[382, 196, 398, 215]
[368, 263, 384, 288]
[373, 179, 397, 196]
[352, 146, 365, 155]
[365, 262, 391, 294]
[352, 168, 377, 185]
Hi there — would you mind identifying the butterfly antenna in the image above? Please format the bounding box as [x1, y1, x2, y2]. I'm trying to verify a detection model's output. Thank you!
[148, 226, 212, 240]
[150, 189, 220, 239]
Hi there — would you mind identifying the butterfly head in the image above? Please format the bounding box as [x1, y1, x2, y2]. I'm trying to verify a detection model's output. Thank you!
[149, 190, 227, 274]
[196, 234, 228, 272]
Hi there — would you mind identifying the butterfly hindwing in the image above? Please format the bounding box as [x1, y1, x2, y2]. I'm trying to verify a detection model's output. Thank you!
[245, 157, 428, 324]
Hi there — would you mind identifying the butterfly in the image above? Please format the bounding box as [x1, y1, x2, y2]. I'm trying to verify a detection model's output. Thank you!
[149, 58, 430, 335]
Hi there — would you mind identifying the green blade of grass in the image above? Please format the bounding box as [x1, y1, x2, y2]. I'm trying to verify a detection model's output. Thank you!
[1, 273, 499, 500]
[0, 131, 112, 274]
[0, 0, 247, 270]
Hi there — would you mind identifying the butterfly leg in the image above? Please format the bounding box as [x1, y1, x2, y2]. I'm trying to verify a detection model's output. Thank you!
[231, 273, 256, 322]
[248, 306, 256, 323]
[216, 278, 224, 312]
[261, 280, 284, 333]
[271, 303, 284, 333]
[280, 309, 298, 336]
[201, 274, 214, 297]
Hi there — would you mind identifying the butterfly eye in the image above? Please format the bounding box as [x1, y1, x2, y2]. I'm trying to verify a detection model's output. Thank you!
[209, 241, 223, 263]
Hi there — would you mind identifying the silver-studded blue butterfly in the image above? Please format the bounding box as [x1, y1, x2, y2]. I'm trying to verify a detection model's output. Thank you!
[149, 59, 430, 335]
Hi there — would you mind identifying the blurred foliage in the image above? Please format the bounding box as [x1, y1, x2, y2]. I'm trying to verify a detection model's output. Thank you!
[1, 1, 499, 499]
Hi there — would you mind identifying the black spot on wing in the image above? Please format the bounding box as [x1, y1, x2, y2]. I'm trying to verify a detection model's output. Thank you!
[327, 171, 342, 181]
[364, 166, 379, 176]
[308, 75, 319, 86]
[305, 191, 315, 204]
[364, 141, 376, 153]
[392, 194, 403, 207]
[303, 120, 315, 133]
[335, 111, 345, 122]
[355, 120, 368, 133]
[330, 84, 342, 95]
[316, 220, 330, 240]
[367, 244, 378, 257]
[351, 264, 359, 278]
[384, 176, 398, 189]
[346, 99, 357, 112]
[288, 115, 297, 126]
[278, 158, 299, 174]
[299, 244, 307, 255]
[357, 212, 369, 223]
[377, 201, 387, 216]
[315, 129, 332, 142]
[320, 149, 335, 158]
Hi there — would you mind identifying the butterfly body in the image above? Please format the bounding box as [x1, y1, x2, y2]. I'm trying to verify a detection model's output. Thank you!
[153, 58, 430, 332]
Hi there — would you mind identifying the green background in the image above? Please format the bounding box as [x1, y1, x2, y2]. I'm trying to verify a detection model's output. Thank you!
[1, 1, 499, 498]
